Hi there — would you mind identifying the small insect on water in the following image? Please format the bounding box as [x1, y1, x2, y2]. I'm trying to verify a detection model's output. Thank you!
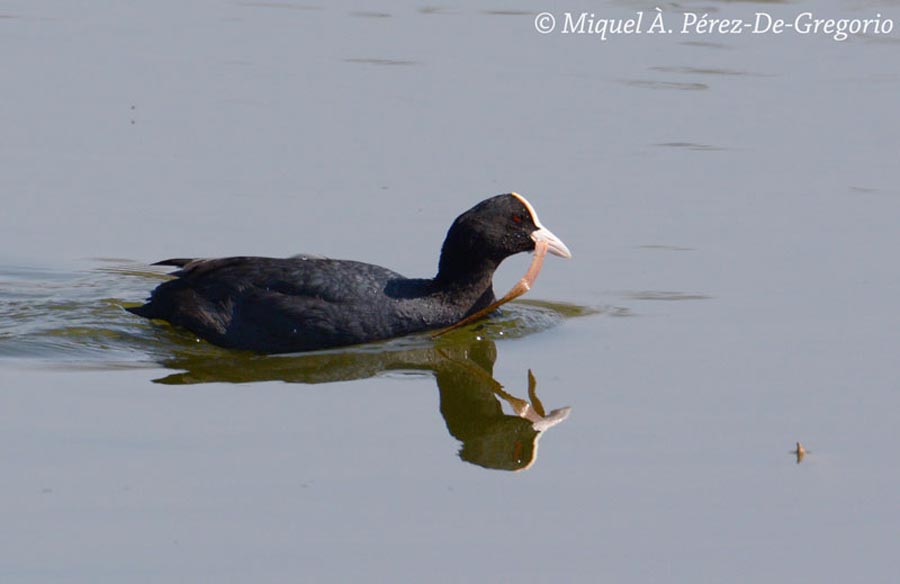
[790, 442, 808, 464]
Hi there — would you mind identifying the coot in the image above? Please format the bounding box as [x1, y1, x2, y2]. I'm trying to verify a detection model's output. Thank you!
[127, 193, 571, 353]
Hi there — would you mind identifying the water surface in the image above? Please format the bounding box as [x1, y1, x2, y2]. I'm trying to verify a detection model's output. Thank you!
[2, 0, 899, 582]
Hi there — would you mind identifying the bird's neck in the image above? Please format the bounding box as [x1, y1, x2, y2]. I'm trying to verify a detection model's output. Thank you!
[432, 223, 502, 314]
[434, 252, 498, 293]
[431, 251, 497, 319]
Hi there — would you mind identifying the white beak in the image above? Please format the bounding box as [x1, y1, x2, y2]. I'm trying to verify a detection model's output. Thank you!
[531, 226, 572, 259]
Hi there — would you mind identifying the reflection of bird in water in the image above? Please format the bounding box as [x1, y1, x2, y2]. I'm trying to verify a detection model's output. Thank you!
[154, 337, 570, 472]
[435, 342, 569, 471]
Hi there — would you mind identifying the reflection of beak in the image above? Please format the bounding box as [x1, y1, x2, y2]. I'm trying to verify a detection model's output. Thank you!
[531, 407, 572, 432]
[505, 370, 573, 431]
[531, 227, 572, 259]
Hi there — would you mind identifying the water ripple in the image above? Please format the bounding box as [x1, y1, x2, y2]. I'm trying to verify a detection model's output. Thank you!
[0, 262, 597, 368]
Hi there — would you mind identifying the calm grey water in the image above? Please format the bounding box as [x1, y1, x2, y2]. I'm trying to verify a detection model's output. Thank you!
[2, 0, 899, 582]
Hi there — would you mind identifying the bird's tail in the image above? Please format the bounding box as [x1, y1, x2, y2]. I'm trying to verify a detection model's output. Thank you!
[125, 303, 156, 318]
[152, 258, 195, 267]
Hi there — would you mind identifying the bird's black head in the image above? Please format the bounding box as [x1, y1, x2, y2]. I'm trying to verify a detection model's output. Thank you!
[436, 193, 571, 286]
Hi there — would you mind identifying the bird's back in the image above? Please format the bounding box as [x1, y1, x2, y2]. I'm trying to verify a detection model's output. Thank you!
[127, 193, 569, 353]
[129, 256, 435, 352]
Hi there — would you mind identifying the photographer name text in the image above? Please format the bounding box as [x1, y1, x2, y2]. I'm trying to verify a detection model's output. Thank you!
[533, 9, 894, 42]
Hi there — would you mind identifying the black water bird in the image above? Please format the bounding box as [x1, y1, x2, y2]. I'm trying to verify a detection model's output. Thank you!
[127, 193, 571, 353]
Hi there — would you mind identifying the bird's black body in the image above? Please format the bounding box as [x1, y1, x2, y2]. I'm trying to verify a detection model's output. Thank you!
[128, 194, 570, 353]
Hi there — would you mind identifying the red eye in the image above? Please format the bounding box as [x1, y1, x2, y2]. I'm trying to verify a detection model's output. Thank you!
[512, 214, 522, 224]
